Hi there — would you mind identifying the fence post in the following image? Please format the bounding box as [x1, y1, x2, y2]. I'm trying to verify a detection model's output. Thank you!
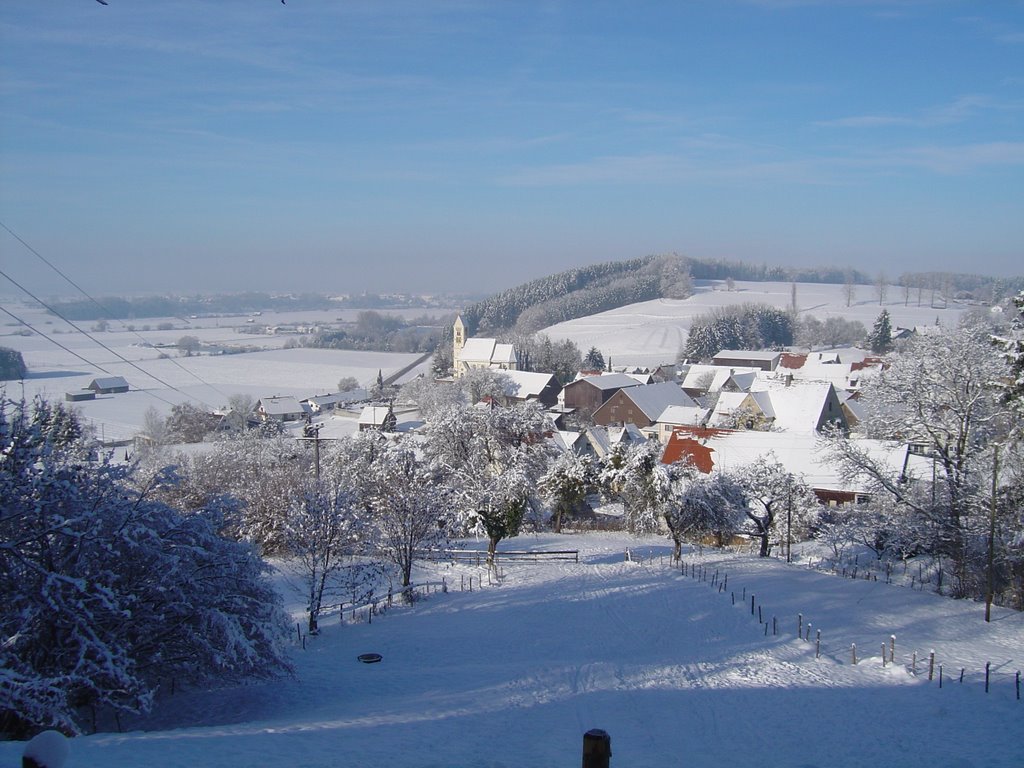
[582, 729, 612, 768]
[851, 643, 857, 665]
[985, 662, 990, 693]
[816, 630, 821, 659]
[889, 635, 895, 664]
[928, 651, 935, 682]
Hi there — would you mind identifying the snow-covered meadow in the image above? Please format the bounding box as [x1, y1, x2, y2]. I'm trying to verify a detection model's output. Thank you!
[4, 533, 1019, 768]
[0, 303, 436, 442]
[542, 279, 972, 368]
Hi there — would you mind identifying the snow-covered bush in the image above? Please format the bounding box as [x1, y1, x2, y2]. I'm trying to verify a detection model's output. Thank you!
[0, 399, 291, 738]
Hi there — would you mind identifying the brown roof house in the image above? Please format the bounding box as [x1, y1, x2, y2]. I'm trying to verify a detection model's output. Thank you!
[592, 382, 698, 429]
[561, 372, 643, 420]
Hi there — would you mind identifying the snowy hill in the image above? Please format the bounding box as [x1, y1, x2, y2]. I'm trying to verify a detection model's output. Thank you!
[542, 279, 972, 369]
[6, 533, 1019, 768]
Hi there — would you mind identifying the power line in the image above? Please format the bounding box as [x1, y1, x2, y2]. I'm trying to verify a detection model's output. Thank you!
[0, 266, 217, 410]
[0, 303, 114, 376]
[0, 301, 182, 409]
[0, 219, 233, 403]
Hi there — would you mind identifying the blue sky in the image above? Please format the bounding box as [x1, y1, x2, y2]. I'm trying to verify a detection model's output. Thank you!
[1, 1, 1022, 298]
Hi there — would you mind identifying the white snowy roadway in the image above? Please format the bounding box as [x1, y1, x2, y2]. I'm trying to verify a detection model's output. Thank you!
[5, 534, 1020, 768]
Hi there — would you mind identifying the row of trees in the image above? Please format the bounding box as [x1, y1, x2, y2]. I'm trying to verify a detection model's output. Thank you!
[682, 303, 795, 360]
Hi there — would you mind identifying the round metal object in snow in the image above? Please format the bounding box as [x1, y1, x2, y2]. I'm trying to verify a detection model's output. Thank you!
[357, 653, 383, 664]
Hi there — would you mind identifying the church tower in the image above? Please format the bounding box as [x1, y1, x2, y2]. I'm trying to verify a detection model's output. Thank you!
[453, 314, 466, 378]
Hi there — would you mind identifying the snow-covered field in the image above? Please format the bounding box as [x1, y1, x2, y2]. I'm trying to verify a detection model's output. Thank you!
[0, 302, 435, 442]
[4, 533, 1019, 768]
[542, 279, 972, 368]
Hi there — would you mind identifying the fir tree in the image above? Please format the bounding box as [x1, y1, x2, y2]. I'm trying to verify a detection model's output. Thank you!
[868, 309, 894, 353]
[583, 346, 605, 370]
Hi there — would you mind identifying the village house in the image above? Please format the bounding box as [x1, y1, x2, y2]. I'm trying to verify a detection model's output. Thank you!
[707, 380, 848, 434]
[653, 404, 711, 441]
[592, 381, 698, 429]
[301, 390, 368, 414]
[679, 364, 760, 398]
[255, 396, 307, 423]
[661, 427, 933, 506]
[561, 372, 643, 419]
[495, 370, 562, 408]
[357, 403, 422, 433]
[711, 349, 782, 372]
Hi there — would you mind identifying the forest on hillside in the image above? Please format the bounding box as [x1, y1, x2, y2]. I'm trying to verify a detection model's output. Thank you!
[459, 254, 1022, 337]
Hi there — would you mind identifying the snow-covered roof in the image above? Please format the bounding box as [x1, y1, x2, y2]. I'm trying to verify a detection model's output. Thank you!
[574, 372, 645, 391]
[257, 396, 306, 415]
[728, 371, 759, 391]
[302, 391, 368, 410]
[501, 369, 558, 399]
[618, 381, 697, 420]
[585, 426, 611, 457]
[680, 364, 761, 392]
[88, 376, 129, 390]
[713, 350, 782, 363]
[707, 380, 842, 434]
[608, 423, 647, 445]
[655, 404, 710, 427]
[663, 429, 927, 494]
[549, 430, 585, 453]
[762, 381, 835, 433]
[460, 338, 518, 366]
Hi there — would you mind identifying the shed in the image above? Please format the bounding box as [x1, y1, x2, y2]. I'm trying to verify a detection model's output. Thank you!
[87, 376, 129, 394]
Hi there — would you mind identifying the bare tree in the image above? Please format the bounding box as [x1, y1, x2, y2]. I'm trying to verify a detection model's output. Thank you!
[368, 438, 453, 588]
[284, 480, 368, 633]
[843, 271, 856, 307]
[875, 272, 888, 306]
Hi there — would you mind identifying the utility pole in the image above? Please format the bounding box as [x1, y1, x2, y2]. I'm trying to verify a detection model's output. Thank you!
[786, 479, 793, 564]
[986, 445, 1000, 622]
[301, 420, 323, 481]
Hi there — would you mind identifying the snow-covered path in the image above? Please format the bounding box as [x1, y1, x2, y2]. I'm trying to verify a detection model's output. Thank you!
[4, 534, 1021, 767]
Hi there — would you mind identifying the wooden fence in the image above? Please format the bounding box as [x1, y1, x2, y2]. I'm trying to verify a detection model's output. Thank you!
[421, 548, 579, 565]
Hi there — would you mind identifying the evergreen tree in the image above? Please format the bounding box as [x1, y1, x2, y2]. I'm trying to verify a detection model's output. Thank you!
[583, 346, 605, 370]
[868, 309, 894, 353]
[994, 290, 1024, 421]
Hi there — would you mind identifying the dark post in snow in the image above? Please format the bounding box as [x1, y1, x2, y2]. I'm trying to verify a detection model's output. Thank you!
[582, 729, 611, 768]
[985, 445, 1000, 622]
[786, 481, 793, 563]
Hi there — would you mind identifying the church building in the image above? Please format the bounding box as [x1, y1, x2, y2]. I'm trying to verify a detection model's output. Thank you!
[452, 315, 519, 378]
